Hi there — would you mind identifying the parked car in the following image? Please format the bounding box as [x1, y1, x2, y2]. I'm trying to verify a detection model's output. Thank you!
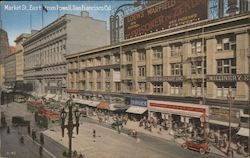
[182, 138, 210, 154]
[1, 112, 7, 127]
[12, 116, 30, 126]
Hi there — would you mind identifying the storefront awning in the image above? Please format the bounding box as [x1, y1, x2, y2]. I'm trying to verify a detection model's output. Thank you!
[97, 102, 109, 110]
[237, 128, 249, 137]
[44, 94, 56, 100]
[209, 119, 239, 128]
[148, 100, 208, 117]
[87, 101, 100, 107]
[126, 106, 147, 114]
[109, 104, 129, 111]
[73, 99, 99, 107]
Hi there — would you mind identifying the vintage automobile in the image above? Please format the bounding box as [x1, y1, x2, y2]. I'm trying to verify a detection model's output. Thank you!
[182, 138, 211, 154]
[12, 116, 30, 126]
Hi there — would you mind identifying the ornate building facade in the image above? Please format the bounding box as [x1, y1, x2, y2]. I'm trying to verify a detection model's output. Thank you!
[23, 11, 109, 99]
[0, 29, 9, 88]
[66, 12, 249, 131]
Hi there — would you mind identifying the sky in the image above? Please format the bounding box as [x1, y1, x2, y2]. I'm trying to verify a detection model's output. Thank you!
[0, 0, 133, 46]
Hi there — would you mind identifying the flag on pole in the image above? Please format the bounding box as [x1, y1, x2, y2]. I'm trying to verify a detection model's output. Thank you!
[42, 5, 48, 12]
[41, 5, 47, 28]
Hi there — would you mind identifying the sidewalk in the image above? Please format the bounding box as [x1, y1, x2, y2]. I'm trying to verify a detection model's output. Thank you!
[88, 115, 248, 158]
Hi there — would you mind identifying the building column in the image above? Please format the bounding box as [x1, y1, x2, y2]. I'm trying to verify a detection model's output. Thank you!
[110, 55, 115, 64]
[236, 32, 249, 100]
[162, 44, 170, 95]
[183, 42, 192, 97]
[93, 70, 97, 91]
[206, 37, 217, 98]
[85, 71, 90, 90]
[120, 50, 126, 92]
[132, 49, 138, 93]
[145, 47, 153, 94]
[110, 68, 115, 92]
[101, 69, 105, 91]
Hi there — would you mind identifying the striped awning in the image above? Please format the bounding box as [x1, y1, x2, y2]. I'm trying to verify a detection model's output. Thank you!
[97, 102, 109, 110]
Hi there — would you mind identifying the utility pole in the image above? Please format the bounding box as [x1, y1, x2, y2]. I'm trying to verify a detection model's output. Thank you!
[248, 47, 250, 158]
[227, 87, 234, 158]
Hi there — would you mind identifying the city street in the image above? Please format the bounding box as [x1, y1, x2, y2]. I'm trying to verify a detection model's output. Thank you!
[0, 102, 226, 158]
[44, 117, 225, 158]
[0, 102, 67, 158]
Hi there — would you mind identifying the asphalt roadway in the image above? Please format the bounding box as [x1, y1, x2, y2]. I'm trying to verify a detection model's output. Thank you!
[1, 102, 226, 158]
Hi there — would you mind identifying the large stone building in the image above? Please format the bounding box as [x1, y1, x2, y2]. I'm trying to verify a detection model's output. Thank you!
[15, 33, 30, 90]
[23, 11, 109, 99]
[65, 6, 249, 136]
[4, 52, 16, 88]
[0, 29, 9, 88]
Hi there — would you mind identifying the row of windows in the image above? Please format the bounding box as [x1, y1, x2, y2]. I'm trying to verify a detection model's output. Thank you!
[123, 82, 236, 98]
[70, 81, 121, 92]
[69, 54, 120, 69]
[127, 57, 237, 76]
[123, 34, 236, 61]
[25, 40, 66, 69]
[25, 27, 66, 52]
[69, 70, 112, 80]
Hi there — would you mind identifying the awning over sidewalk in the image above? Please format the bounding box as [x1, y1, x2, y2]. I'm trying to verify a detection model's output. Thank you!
[126, 106, 147, 114]
[237, 128, 249, 137]
[209, 119, 239, 128]
[74, 99, 89, 105]
[53, 95, 59, 101]
[73, 99, 100, 107]
[109, 104, 129, 111]
[97, 102, 109, 110]
[44, 94, 56, 100]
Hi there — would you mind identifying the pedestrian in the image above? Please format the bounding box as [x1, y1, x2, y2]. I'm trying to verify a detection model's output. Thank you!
[158, 127, 162, 134]
[73, 150, 78, 157]
[79, 153, 84, 158]
[39, 145, 43, 156]
[32, 129, 37, 141]
[20, 135, 24, 144]
[40, 133, 44, 145]
[93, 129, 96, 138]
[27, 125, 31, 135]
[7, 126, 10, 134]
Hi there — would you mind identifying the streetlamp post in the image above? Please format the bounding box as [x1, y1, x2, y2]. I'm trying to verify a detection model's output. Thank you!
[227, 87, 234, 158]
[248, 49, 250, 158]
[200, 112, 208, 143]
[60, 98, 80, 158]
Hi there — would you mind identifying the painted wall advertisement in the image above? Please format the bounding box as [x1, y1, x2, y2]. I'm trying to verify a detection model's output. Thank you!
[124, 0, 208, 39]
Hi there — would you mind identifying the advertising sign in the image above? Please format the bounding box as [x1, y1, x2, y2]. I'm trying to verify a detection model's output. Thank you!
[124, 0, 208, 39]
[206, 74, 249, 82]
[130, 96, 147, 107]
